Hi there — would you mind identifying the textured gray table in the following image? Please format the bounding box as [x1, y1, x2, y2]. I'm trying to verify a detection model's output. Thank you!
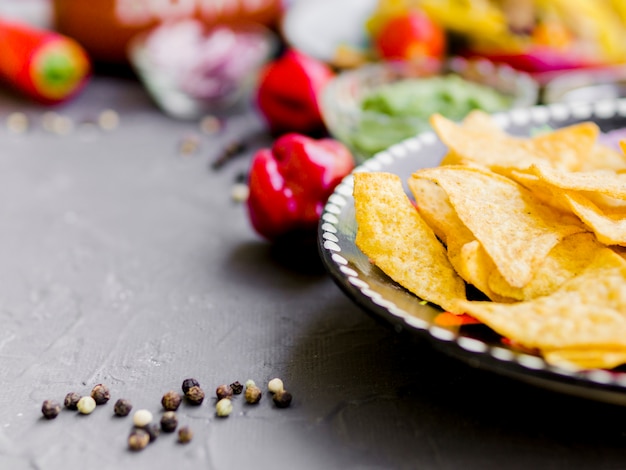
[1, 76, 626, 470]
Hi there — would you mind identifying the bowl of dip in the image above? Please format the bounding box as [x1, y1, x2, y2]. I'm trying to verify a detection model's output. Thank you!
[320, 57, 539, 159]
[128, 19, 277, 120]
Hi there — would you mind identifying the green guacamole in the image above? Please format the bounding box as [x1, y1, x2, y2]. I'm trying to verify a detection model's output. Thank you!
[351, 74, 511, 157]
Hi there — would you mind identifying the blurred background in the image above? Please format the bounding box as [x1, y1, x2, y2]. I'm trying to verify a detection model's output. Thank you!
[3, 0, 626, 157]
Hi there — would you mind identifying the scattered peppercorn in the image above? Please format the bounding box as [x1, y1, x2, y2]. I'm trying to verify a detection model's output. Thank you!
[128, 428, 150, 451]
[230, 381, 243, 395]
[272, 390, 293, 408]
[91, 384, 110, 405]
[215, 384, 233, 400]
[64, 392, 81, 410]
[230, 182, 249, 203]
[77, 396, 97, 415]
[215, 398, 233, 417]
[268, 378, 284, 394]
[98, 109, 119, 131]
[133, 409, 153, 428]
[144, 423, 160, 443]
[245, 379, 256, 388]
[6, 112, 29, 134]
[178, 133, 200, 156]
[160, 411, 178, 433]
[41, 400, 61, 419]
[178, 425, 193, 444]
[199, 114, 222, 135]
[161, 390, 182, 411]
[113, 398, 133, 417]
[181, 378, 200, 395]
[244, 384, 262, 404]
[185, 385, 205, 405]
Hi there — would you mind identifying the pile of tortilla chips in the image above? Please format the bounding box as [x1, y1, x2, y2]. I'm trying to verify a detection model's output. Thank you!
[353, 110, 626, 370]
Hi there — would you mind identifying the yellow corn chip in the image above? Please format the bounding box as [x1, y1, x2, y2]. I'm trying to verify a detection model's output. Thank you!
[488, 232, 604, 301]
[562, 191, 626, 246]
[411, 165, 585, 287]
[353, 172, 467, 312]
[581, 143, 626, 172]
[408, 175, 511, 301]
[543, 348, 626, 370]
[453, 249, 626, 351]
[525, 122, 599, 171]
[528, 163, 626, 199]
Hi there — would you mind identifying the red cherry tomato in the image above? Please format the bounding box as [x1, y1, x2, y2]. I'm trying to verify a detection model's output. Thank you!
[374, 10, 446, 61]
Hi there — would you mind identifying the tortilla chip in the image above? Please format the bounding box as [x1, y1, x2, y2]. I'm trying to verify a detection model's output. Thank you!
[488, 232, 605, 301]
[452, 249, 626, 351]
[411, 165, 585, 287]
[353, 172, 467, 312]
[528, 163, 626, 199]
[562, 191, 626, 246]
[581, 143, 626, 172]
[408, 176, 512, 301]
[524, 122, 599, 171]
[543, 348, 626, 370]
[430, 113, 543, 171]
[430, 114, 598, 173]
[461, 110, 507, 136]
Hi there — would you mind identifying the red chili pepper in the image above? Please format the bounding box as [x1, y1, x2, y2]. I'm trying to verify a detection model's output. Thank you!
[246, 133, 355, 241]
[0, 18, 91, 104]
[255, 49, 334, 135]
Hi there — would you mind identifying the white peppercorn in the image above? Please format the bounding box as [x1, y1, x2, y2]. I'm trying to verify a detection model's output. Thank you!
[132, 409, 153, 428]
[215, 398, 233, 417]
[77, 396, 96, 415]
[268, 378, 284, 394]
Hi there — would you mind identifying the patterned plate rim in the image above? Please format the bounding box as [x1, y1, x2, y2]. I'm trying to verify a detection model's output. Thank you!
[319, 98, 626, 405]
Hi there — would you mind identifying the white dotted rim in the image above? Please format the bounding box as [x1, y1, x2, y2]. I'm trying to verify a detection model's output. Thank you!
[320, 98, 626, 395]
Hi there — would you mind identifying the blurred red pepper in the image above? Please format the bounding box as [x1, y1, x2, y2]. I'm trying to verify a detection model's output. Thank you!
[246, 133, 355, 241]
[255, 49, 334, 135]
[0, 18, 91, 104]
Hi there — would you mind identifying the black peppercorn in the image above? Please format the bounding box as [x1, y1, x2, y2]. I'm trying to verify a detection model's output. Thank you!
[113, 398, 132, 417]
[272, 390, 293, 408]
[128, 428, 150, 451]
[185, 385, 205, 405]
[161, 390, 182, 411]
[230, 381, 243, 395]
[178, 425, 193, 444]
[215, 384, 233, 400]
[143, 423, 160, 443]
[64, 392, 81, 410]
[91, 384, 110, 405]
[181, 378, 200, 395]
[160, 411, 178, 433]
[244, 385, 262, 404]
[41, 400, 61, 419]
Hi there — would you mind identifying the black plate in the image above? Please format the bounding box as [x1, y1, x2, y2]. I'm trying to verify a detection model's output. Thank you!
[318, 99, 626, 406]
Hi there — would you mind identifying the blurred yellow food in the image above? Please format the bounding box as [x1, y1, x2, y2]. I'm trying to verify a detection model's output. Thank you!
[367, 0, 626, 64]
